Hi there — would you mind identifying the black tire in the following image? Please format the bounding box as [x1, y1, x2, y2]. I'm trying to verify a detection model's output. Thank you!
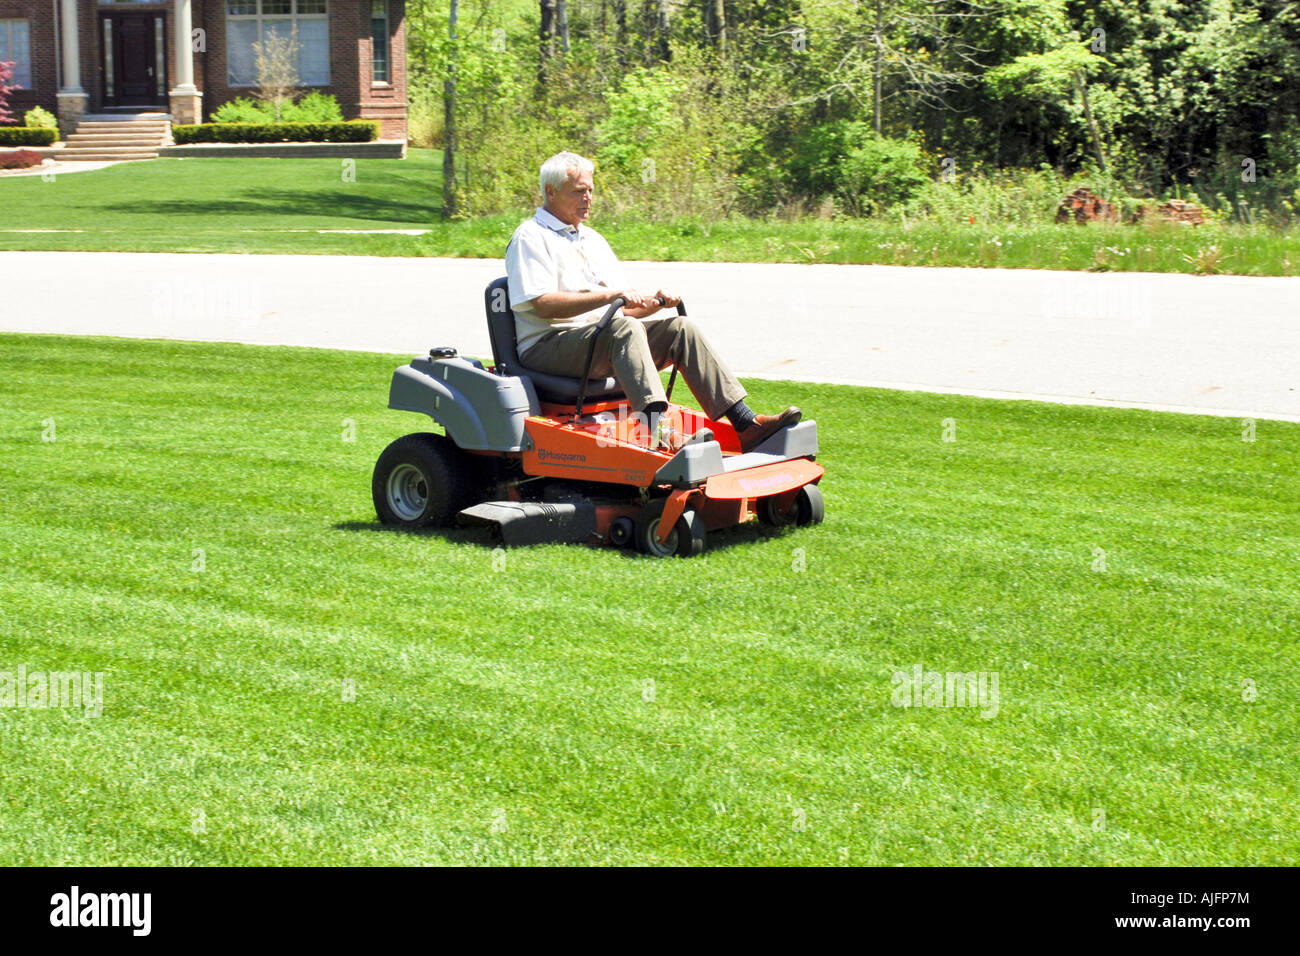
[372, 433, 476, 529]
[608, 515, 635, 548]
[635, 498, 706, 557]
[756, 484, 825, 527]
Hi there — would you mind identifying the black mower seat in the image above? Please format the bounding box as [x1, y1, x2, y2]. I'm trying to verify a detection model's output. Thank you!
[484, 276, 624, 405]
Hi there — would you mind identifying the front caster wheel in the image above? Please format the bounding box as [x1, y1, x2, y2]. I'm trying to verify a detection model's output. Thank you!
[609, 515, 635, 548]
[757, 483, 825, 527]
[635, 499, 706, 557]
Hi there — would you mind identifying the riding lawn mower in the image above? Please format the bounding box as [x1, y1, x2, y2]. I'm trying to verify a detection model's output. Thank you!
[371, 277, 824, 556]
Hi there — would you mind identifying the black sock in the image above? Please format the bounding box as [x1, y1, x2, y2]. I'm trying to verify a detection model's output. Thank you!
[725, 399, 756, 432]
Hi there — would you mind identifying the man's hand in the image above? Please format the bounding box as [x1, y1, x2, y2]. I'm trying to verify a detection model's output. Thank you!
[609, 289, 655, 312]
[618, 288, 680, 318]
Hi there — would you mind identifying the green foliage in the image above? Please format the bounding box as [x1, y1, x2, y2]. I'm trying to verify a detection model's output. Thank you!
[282, 91, 344, 123]
[592, 49, 761, 221]
[172, 121, 379, 144]
[985, 40, 1102, 100]
[212, 96, 274, 124]
[595, 69, 686, 173]
[0, 126, 57, 147]
[838, 137, 931, 215]
[399, 0, 1299, 225]
[791, 123, 929, 216]
[22, 106, 58, 129]
[213, 93, 344, 125]
[406, 85, 443, 149]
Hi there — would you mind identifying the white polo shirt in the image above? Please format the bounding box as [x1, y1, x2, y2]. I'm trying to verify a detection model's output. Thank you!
[505, 206, 627, 356]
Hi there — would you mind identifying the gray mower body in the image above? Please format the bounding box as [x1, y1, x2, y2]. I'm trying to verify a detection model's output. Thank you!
[388, 356, 539, 452]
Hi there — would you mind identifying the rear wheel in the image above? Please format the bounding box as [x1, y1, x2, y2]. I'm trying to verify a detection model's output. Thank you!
[635, 499, 706, 557]
[372, 433, 476, 528]
[757, 484, 825, 527]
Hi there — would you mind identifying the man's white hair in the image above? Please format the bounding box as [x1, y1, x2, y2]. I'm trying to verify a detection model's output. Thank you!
[539, 151, 594, 198]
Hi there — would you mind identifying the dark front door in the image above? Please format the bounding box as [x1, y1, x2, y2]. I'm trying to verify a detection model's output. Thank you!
[101, 13, 168, 107]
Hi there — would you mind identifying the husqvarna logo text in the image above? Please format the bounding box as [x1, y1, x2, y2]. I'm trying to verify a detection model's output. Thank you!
[537, 448, 587, 464]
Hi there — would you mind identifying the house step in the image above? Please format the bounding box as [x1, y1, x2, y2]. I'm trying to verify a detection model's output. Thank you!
[61, 143, 162, 152]
[57, 148, 161, 161]
[56, 155, 159, 163]
[66, 131, 170, 140]
[76, 122, 171, 130]
[73, 127, 170, 136]
[66, 135, 169, 147]
[57, 157, 158, 163]
[65, 116, 173, 161]
[81, 112, 172, 120]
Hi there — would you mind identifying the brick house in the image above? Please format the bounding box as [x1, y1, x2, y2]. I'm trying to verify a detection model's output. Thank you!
[0, 1, 407, 138]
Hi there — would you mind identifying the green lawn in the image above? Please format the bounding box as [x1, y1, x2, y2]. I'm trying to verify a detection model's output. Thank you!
[1, 149, 1295, 274]
[2, 332, 1295, 865]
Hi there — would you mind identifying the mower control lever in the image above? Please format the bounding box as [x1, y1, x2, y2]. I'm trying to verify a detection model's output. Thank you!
[575, 295, 689, 417]
[576, 296, 625, 417]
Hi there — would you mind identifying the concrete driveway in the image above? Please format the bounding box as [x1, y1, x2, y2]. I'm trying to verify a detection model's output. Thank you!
[4, 250, 1297, 422]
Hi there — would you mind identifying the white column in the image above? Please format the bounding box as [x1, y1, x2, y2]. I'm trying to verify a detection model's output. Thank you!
[173, 0, 198, 92]
[59, 0, 83, 93]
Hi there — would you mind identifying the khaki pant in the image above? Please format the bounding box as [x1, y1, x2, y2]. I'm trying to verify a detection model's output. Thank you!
[519, 314, 747, 419]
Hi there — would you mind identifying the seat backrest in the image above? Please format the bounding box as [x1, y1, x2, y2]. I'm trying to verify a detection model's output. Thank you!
[483, 276, 623, 404]
[484, 276, 521, 375]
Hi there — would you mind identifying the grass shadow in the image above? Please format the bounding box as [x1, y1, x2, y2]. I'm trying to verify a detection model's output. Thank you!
[333, 517, 796, 557]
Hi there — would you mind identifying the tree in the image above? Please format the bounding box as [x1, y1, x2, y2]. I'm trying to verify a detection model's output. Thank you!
[0, 59, 19, 125]
[986, 38, 1111, 173]
[707, 0, 727, 56]
[253, 30, 300, 122]
[862, 0, 995, 135]
[395, 0, 1300, 220]
[614, 0, 629, 67]
[558, 0, 571, 53]
[538, 0, 570, 81]
[444, 0, 459, 217]
[755, 0, 995, 136]
[654, 0, 672, 61]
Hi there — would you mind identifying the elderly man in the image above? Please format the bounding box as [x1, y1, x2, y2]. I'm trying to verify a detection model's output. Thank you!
[505, 151, 801, 453]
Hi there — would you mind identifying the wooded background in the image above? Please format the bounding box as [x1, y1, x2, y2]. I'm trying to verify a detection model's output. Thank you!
[403, 1, 1300, 225]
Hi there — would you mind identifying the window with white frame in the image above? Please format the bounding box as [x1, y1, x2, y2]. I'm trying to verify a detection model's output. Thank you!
[371, 1, 389, 84]
[0, 20, 32, 89]
[226, 0, 329, 87]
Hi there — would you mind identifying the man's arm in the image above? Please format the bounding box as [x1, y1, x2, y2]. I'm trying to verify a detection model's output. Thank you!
[531, 288, 656, 320]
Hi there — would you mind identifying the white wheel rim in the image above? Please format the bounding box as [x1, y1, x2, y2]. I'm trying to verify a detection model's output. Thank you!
[386, 463, 428, 522]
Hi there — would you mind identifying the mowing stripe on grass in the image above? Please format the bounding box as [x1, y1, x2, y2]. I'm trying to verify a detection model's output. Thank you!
[1, 332, 1295, 864]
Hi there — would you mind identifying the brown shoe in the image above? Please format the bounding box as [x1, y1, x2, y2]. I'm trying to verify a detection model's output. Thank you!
[738, 406, 802, 453]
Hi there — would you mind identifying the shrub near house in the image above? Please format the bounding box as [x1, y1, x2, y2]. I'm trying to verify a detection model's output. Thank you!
[0, 106, 58, 148]
[173, 92, 378, 144]
[172, 121, 380, 144]
[0, 148, 41, 169]
[0, 59, 53, 146]
[213, 92, 345, 124]
[0, 127, 55, 146]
